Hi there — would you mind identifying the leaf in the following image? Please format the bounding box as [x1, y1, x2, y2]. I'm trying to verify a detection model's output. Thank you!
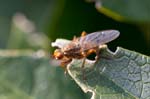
[7, 13, 49, 50]
[87, 0, 150, 22]
[52, 39, 150, 99]
[0, 0, 55, 48]
[0, 49, 88, 99]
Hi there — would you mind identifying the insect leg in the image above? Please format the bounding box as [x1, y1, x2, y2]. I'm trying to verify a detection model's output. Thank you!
[96, 44, 107, 61]
[81, 31, 86, 37]
[81, 51, 87, 80]
[81, 57, 86, 68]
[94, 45, 107, 65]
[61, 58, 72, 74]
[95, 47, 100, 61]
[73, 31, 86, 42]
[81, 51, 87, 68]
[81, 57, 86, 80]
[60, 65, 67, 74]
[73, 36, 77, 41]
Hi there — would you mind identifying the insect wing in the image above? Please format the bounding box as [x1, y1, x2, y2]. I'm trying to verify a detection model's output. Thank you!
[79, 30, 120, 50]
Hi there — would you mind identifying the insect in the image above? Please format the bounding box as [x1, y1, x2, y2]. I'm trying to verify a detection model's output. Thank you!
[52, 30, 120, 73]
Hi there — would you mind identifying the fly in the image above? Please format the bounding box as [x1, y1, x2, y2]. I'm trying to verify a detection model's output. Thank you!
[52, 30, 120, 74]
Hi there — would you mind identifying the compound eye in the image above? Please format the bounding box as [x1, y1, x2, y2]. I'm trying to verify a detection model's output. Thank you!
[53, 49, 63, 60]
[55, 52, 63, 59]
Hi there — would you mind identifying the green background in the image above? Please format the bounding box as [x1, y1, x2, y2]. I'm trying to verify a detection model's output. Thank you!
[0, 0, 149, 99]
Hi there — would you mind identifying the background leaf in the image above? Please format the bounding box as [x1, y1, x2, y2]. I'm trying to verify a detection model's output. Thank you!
[87, 0, 150, 22]
[0, 50, 88, 99]
[86, 0, 150, 46]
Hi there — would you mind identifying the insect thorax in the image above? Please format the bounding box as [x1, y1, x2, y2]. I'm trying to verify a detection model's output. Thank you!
[62, 43, 83, 58]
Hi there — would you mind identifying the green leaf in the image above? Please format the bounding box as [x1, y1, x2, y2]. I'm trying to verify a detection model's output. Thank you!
[7, 13, 49, 50]
[52, 39, 150, 99]
[87, 0, 150, 22]
[0, 49, 87, 99]
[68, 47, 150, 99]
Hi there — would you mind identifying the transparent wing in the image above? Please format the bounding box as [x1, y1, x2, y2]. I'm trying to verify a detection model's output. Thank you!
[79, 30, 120, 50]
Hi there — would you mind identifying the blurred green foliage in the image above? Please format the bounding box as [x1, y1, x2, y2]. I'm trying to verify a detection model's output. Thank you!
[45, 0, 150, 55]
[0, 50, 89, 99]
[0, 0, 149, 54]
[91, 0, 150, 22]
[0, 0, 149, 99]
